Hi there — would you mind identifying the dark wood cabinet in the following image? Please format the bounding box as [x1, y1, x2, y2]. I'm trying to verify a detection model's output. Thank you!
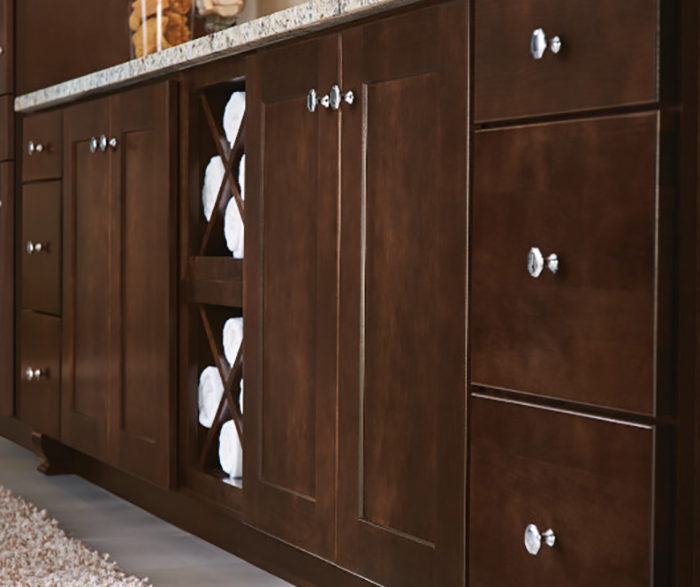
[337, 3, 467, 587]
[0, 0, 13, 96]
[0, 161, 12, 416]
[62, 82, 176, 487]
[22, 181, 62, 316]
[246, 2, 467, 583]
[22, 110, 63, 182]
[18, 311, 61, 439]
[471, 113, 670, 416]
[469, 394, 668, 587]
[245, 34, 339, 558]
[16, 0, 128, 95]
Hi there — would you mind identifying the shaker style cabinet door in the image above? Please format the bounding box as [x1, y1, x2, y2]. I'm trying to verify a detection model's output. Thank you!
[61, 96, 112, 461]
[244, 36, 340, 558]
[337, 3, 468, 587]
[108, 82, 176, 488]
[0, 162, 12, 416]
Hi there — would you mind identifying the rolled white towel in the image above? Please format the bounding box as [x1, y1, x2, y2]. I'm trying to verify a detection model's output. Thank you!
[223, 92, 245, 149]
[224, 197, 244, 258]
[219, 420, 243, 478]
[198, 366, 224, 428]
[223, 317, 243, 367]
[202, 156, 225, 221]
[238, 154, 245, 201]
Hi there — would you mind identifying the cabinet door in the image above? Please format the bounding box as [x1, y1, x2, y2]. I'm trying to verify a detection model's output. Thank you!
[338, 3, 467, 587]
[0, 162, 12, 416]
[244, 36, 339, 558]
[62, 97, 111, 461]
[0, 0, 12, 95]
[109, 82, 176, 488]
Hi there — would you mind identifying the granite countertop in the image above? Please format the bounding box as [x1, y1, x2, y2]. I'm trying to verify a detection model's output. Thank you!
[15, 0, 420, 113]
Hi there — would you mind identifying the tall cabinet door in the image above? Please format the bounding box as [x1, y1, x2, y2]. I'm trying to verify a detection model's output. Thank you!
[62, 97, 111, 461]
[109, 82, 176, 488]
[0, 162, 12, 415]
[244, 35, 340, 558]
[337, 3, 468, 587]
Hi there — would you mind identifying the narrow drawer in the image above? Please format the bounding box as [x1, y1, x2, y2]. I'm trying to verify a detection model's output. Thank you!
[471, 112, 664, 415]
[474, 0, 657, 121]
[22, 109, 62, 181]
[19, 310, 61, 439]
[469, 395, 666, 587]
[22, 181, 61, 315]
[0, 95, 13, 162]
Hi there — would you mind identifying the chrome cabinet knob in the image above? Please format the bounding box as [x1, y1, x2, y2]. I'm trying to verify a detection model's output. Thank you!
[26, 241, 48, 255]
[90, 137, 99, 153]
[527, 247, 559, 278]
[307, 89, 331, 112]
[524, 524, 556, 555]
[0, 46, 4, 56]
[25, 367, 47, 382]
[329, 85, 355, 110]
[99, 135, 108, 152]
[108, 137, 118, 150]
[530, 28, 562, 59]
[27, 140, 44, 155]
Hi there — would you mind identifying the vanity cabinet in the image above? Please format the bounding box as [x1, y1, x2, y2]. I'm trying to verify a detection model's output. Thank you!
[62, 81, 177, 487]
[245, 2, 467, 585]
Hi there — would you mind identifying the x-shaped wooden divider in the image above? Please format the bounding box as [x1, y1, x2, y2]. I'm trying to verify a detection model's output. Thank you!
[195, 91, 246, 472]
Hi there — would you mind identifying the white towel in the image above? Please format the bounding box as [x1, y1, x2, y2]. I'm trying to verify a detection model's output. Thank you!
[202, 156, 225, 221]
[219, 420, 243, 478]
[223, 92, 245, 149]
[198, 366, 224, 428]
[223, 317, 243, 367]
[224, 197, 244, 258]
[238, 154, 245, 201]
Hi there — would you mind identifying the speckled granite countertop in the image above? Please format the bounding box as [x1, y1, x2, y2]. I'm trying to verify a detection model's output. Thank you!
[15, 0, 422, 113]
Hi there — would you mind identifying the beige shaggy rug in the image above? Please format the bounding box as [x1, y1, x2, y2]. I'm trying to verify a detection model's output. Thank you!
[0, 486, 151, 586]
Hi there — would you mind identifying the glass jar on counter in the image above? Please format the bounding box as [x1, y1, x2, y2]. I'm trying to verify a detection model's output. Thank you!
[129, 0, 194, 58]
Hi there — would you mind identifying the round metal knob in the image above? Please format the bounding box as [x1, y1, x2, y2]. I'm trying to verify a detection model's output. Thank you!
[0, 46, 4, 56]
[90, 137, 99, 153]
[527, 247, 559, 278]
[108, 137, 118, 150]
[99, 135, 108, 152]
[25, 367, 46, 382]
[524, 524, 556, 555]
[530, 28, 562, 59]
[328, 85, 355, 110]
[26, 241, 48, 255]
[27, 140, 44, 155]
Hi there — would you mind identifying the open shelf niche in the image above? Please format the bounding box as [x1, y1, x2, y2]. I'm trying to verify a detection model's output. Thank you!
[179, 65, 246, 510]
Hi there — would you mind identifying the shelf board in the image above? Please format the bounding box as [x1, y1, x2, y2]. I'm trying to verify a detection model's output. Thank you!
[183, 256, 243, 307]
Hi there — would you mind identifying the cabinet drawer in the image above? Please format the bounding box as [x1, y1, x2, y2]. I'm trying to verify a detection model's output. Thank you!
[469, 395, 665, 587]
[22, 110, 62, 181]
[0, 0, 12, 95]
[19, 311, 61, 439]
[22, 182, 61, 315]
[0, 95, 13, 162]
[471, 113, 664, 414]
[474, 0, 657, 122]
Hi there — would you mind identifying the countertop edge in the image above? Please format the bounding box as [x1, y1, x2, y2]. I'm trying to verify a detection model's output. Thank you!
[15, 0, 423, 113]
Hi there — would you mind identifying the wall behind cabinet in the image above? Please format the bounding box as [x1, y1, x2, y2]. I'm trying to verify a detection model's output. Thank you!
[16, 0, 128, 95]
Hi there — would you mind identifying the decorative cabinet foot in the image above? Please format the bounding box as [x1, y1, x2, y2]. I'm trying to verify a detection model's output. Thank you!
[31, 431, 71, 476]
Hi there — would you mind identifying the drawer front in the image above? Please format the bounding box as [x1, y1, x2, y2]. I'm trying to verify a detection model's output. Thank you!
[22, 110, 63, 181]
[22, 182, 61, 315]
[469, 395, 660, 587]
[474, 0, 657, 122]
[471, 113, 661, 414]
[0, 0, 12, 95]
[19, 311, 61, 438]
[0, 95, 13, 162]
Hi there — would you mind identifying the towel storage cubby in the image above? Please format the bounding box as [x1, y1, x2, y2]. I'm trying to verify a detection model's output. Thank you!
[179, 58, 246, 510]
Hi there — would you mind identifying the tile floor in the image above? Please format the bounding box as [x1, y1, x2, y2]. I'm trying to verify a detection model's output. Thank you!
[0, 437, 292, 587]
